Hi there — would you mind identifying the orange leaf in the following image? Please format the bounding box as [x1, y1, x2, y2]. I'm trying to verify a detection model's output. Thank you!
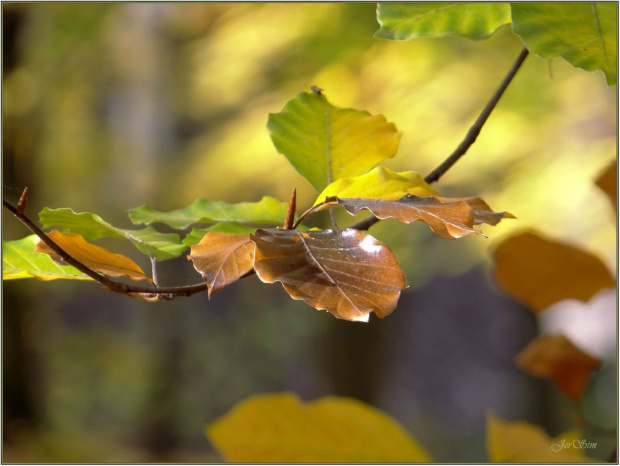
[595, 160, 617, 214]
[35, 230, 151, 283]
[516, 335, 601, 402]
[188, 232, 255, 297]
[251, 228, 406, 322]
[493, 231, 615, 312]
[328, 195, 512, 239]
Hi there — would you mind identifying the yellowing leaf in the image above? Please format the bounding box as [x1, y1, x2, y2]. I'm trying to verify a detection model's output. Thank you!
[327, 195, 512, 239]
[207, 392, 432, 463]
[596, 160, 617, 214]
[268, 92, 402, 192]
[487, 412, 595, 463]
[3, 235, 93, 281]
[188, 232, 255, 297]
[251, 228, 406, 322]
[493, 231, 616, 312]
[314, 166, 438, 205]
[35, 230, 151, 283]
[516, 335, 602, 403]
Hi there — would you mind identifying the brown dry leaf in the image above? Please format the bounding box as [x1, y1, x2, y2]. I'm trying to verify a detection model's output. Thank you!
[595, 160, 617, 214]
[493, 231, 615, 312]
[516, 335, 601, 403]
[35, 229, 151, 283]
[328, 195, 512, 239]
[188, 232, 255, 297]
[251, 228, 406, 322]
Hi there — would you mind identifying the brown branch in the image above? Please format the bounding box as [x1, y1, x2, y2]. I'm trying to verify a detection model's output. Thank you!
[3, 198, 208, 298]
[349, 47, 530, 232]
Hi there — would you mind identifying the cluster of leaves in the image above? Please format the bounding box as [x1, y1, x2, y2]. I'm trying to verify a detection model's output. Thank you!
[3, 88, 512, 322]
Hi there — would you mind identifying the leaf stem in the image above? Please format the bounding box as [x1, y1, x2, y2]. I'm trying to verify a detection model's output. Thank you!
[3, 199, 208, 297]
[349, 47, 529, 231]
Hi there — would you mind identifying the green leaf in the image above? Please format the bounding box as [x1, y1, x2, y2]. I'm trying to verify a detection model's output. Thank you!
[128, 196, 288, 230]
[207, 392, 432, 462]
[268, 92, 401, 192]
[511, 3, 617, 85]
[39, 208, 186, 261]
[315, 166, 438, 205]
[3, 235, 93, 281]
[183, 223, 257, 247]
[375, 3, 511, 40]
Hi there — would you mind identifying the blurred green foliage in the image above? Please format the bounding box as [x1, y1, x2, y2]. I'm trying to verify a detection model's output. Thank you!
[3, 3, 615, 462]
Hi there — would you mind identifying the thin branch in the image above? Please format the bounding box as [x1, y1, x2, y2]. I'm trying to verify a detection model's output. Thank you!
[349, 47, 530, 232]
[3, 199, 208, 298]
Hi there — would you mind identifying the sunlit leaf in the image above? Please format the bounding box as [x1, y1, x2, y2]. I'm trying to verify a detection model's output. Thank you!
[511, 3, 617, 85]
[251, 228, 406, 322]
[182, 222, 257, 247]
[595, 160, 617, 214]
[268, 91, 401, 192]
[3, 235, 93, 281]
[487, 412, 594, 462]
[375, 3, 511, 40]
[493, 231, 615, 312]
[516, 335, 602, 403]
[39, 208, 186, 261]
[188, 232, 255, 297]
[314, 166, 438, 205]
[207, 392, 432, 463]
[35, 230, 152, 283]
[128, 196, 288, 230]
[326, 195, 512, 239]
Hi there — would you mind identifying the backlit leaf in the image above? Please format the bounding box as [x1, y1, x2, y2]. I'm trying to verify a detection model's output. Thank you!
[375, 3, 511, 40]
[327, 195, 513, 239]
[595, 160, 617, 214]
[251, 228, 406, 322]
[128, 196, 288, 230]
[188, 232, 255, 297]
[35, 230, 152, 283]
[207, 392, 432, 463]
[314, 166, 438, 205]
[493, 231, 615, 312]
[516, 335, 602, 403]
[182, 222, 256, 247]
[3, 235, 92, 281]
[511, 3, 617, 85]
[268, 92, 401, 192]
[39, 208, 186, 261]
[486, 412, 594, 462]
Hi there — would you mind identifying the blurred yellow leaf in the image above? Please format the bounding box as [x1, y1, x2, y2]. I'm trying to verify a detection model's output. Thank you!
[596, 160, 617, 214]
[516, 335, 601, 402]
[35, 230, 151, 283]
[487, 412, 596, 463]
[493, 231, 615, 312]
[206, 392, 431, 463]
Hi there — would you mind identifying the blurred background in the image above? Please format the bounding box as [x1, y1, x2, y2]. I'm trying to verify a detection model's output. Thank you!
[2, 3, 616, 462]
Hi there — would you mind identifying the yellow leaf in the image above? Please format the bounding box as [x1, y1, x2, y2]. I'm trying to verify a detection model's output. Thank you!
[487, 412, 596, 463]
[515, 335, 601, 402]
[314, 166, 438, 205]
[493, 231, 615, 312]
[35, 230, 151, 283]
[206, 392, 431, 463]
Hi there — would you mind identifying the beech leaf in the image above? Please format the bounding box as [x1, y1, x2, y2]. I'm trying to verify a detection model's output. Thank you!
[268, 91, 401, 192]
[182, 222, 256, 247]
[188, 232, 255, 297]
[251, 228, 406, 322]
[327, 195, 513, 239]
[206, 392, 432, 463]
[35, 230, 152, 283]
[127, 196, 289, 229]
[314, 166, 438, 205]
[493, 231, 616, 312]
[3, 235, 92, 281]
[486, 412, 594, 463]
[515, 335, 602, 403]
